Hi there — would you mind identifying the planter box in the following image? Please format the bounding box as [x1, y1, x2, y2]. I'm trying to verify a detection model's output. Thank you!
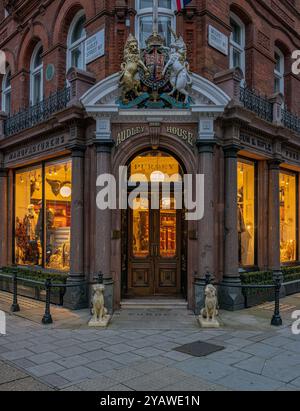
[285, 281, 300, 296]
[242, 288, 274, 308]
[0, 279, 65, 306]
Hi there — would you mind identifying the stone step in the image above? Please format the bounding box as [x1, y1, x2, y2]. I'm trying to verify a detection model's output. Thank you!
[121, 298, 188, 309]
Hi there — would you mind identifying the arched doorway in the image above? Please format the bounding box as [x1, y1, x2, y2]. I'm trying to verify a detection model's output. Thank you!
[122, 150, 187, 299]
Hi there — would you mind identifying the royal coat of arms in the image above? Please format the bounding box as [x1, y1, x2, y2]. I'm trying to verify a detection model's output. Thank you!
[118, 27, 192, 109]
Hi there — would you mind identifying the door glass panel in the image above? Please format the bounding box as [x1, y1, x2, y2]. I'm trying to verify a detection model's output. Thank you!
[132, 197, 149, 258]
[160, 197, 176, 258]
[280, 171, 297, 262]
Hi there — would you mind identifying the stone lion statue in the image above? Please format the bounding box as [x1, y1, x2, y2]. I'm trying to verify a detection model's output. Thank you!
[201, 284, 219, 321]
[120, 34, 149, 103]
[90, 284, 108, 323]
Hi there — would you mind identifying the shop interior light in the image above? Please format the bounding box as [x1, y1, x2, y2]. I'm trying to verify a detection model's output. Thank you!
[60, 185, 72, 198]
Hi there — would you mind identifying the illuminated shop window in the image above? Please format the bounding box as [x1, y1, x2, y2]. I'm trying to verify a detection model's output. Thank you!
[44, 160, 72, 271]
[136, 0, 175, 48]
[237, 160, 256, 266]
[280, 171, 297, 263]
[14, 159, 72, 272]
[15, 166, 43, 267]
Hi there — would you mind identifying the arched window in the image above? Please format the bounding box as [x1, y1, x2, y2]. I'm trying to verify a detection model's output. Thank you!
[136, 0, 175, 48]
[229, 13, 245, 76]
[67, 10, 87, 71]
[30, 42, 43, 105]
[2, 67, 11, 114]
[274, 47, 284, 95]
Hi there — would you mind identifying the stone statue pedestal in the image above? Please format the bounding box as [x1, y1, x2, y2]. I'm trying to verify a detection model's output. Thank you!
[88, 315, 111, 328]
[198, 317, 220, 328]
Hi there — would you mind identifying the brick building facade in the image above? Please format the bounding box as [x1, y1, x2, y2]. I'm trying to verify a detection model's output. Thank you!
[0, 0, 300, 312]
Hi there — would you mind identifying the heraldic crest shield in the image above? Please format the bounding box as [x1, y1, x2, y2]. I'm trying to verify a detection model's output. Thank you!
[118, 24, 192, 109]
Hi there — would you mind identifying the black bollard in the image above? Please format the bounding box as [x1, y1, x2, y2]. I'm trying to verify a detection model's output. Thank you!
[271, 275, 283, 326]
[11, 272, 20, 313]
[42, 278, 53, 325]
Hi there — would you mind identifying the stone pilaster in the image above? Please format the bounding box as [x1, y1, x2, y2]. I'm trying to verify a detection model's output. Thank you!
[194, 140, 216, 313]
[64, 145, 87, 309]
[95, 139, 115, 313]
[0, 167, 8, 267]
[268, 159, 282, 274]
[219, 144, 244, 310]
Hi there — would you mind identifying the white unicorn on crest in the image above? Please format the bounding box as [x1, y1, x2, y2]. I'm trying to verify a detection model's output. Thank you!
[162, 27, 192, 104]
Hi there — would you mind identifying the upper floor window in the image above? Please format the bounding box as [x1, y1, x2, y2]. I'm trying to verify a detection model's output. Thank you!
[229, 13, 245, 76]
[67, 10, 86, 71]
[30, 43, 43, 105]
[2, 67, 11, 114]
[136, 0, 175, 48]
[274, 47, 284, 94]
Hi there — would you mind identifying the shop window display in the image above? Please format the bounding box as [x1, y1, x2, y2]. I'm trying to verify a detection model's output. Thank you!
[15, 167, 43, 266]
[280, 171, 297, 262]
[14, 159, 72, 271]
[237, 160, 256, 267]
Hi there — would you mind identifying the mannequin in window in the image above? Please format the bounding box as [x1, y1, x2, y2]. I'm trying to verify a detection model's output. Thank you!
[35, 206, 55, 264]
[23, 204, 39, 264]
[237, 192, 246, 265]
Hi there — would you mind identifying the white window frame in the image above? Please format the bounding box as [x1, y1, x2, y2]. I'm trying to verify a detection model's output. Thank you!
[2, 67, 11, 114]
[274, 46, 284, 95]
[135, 0, 176, 48]
[30, 42, 43, 105]
[229, 12, 246, 76]
[67, 10, 87, 71]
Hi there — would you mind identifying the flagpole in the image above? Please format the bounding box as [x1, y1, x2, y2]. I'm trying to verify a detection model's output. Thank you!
[153, 0, 158, 35]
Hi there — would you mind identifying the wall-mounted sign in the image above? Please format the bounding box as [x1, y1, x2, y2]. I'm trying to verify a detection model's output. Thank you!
[46, 64, 55, 81]
[5, 136, 66, 164]
[208, 25, 228, 56]
[116, 127, 145, 146]
[85, 29, 105, 64]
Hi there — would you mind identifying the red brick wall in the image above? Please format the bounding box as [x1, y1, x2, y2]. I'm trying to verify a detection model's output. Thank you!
[0, 0, 299, 113]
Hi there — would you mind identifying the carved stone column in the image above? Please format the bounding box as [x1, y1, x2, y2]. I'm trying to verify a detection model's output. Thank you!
[219, 144, 244, 310]
[268, 159, 282, 273]
[64, 145, 87, 309]
[0, 166, 8, 267]
[95, 140, 115, 313]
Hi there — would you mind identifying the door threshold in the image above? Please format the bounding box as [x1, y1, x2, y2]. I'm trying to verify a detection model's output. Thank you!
[121, 297, 188, 309]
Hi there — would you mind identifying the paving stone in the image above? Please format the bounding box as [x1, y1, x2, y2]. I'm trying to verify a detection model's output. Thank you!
[132, 359, 166, 373]
[101, 366, 145, 383]
[53, 338, 83, 348]
[103, 343, 136, 354]
[11, 358, 37, 370]
[215, 369, 284, 391]
[233, 356, 266, 374]
[224, 338, 253, 348]
[126, 338, 156, 348]
[82, 349, 115, 361]
[76, 375, 119, 391]
[261, 359, 300, 383]
[134, 347, 167, 358]
[27, 362, 65, 378]
[151, 355, 177, 366]
[58, 366, 100, 382]
[104, 383, 133, 391]
[25, 343, 57, 354]
[53, 345, 86, 357]
[261, 336, 295, 347]
[55, 355, 91, 369]
[112, 352, 145, 365]
[162, 350, 193, 361]
[161, 377, 227, 392]
[78, 341, 108, 352]
[290, 377, 300, 388]
[241, 343, 283, 359]
[28, 352, 62, 365]
[206, 350, 251, 366]
[40, 374, 71, 388]
[1, 349, 34, 361]
[284, 341, 300, 354]
[174, 358, 235, 382]
[86, 358, 123, 373]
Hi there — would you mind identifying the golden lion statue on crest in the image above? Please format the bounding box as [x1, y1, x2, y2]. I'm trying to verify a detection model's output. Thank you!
[120, 34, 149, 103]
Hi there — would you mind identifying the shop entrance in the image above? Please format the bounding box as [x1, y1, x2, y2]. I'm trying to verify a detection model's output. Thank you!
[122, 151, 187, 298]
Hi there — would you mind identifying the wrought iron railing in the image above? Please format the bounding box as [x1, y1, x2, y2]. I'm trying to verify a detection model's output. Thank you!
[240, 86, 273, 123]
[4, 86, 71, 137]
[281, 108, 300, 134]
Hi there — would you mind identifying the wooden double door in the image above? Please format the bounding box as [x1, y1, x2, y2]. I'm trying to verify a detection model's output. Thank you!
[127, 190, 182, 297]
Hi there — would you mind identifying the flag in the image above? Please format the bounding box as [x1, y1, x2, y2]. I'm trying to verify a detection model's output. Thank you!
[176, 0, 192, 11]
